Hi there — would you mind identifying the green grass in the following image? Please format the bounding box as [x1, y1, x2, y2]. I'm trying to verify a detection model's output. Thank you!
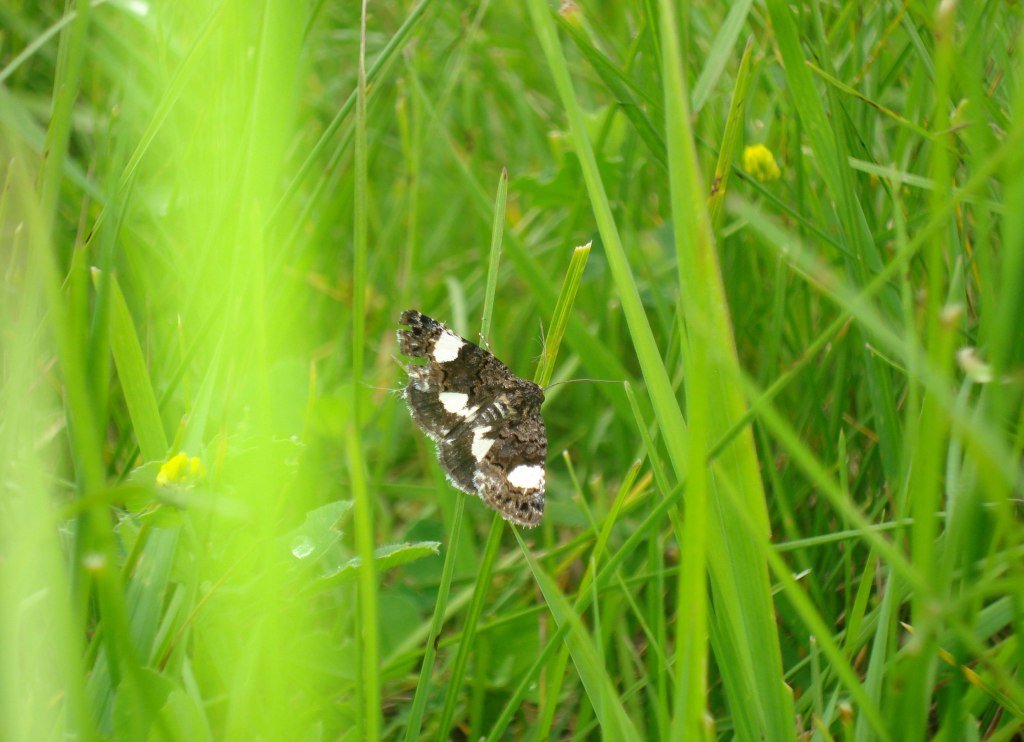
[2, 1, 1024, 739]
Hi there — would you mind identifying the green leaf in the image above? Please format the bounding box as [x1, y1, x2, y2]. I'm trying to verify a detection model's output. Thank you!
[283, 500, 353, 563]
[311, 541, 441, 591]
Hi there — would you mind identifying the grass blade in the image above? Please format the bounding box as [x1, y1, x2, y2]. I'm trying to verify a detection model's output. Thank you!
[535, 241, 591, 387]
[351, 1, 379, 738]
[479, 167, 509, 342]
[104, 274, 169, 462]
[514, 528, 641, 740]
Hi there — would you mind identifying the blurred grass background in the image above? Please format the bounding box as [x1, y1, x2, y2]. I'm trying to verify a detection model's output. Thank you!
[1, 0, 1023, 739]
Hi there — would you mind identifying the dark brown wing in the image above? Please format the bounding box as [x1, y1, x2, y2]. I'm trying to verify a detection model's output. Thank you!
[398, 309, 547, 527]
[398, 310, 509, 441]
[469, 403, 546, 527]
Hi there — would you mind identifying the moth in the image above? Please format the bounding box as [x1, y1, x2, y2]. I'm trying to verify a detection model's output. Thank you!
[397, 310, 546, 527]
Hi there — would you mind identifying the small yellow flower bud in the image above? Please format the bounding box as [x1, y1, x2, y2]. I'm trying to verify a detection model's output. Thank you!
[188, 456, 206, 478]
[157, 453, 188, 486]
[157, 452, 206, 487]
[743, 144, 782, 182]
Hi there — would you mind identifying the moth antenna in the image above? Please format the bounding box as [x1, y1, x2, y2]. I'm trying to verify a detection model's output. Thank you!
[543, 378, 622, 391]
[361, 381, 404, 395]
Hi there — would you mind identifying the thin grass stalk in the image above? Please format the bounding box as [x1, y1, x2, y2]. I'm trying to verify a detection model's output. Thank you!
[395, 75, 422, 312]
[403, 497, 465, 741]
[37, 0, 90, 224]
[436, 514, 503, 737]
[524, 241, 593, 737]
[351, 0, 380, 737]
[0, 5, 83, 86]
[480, 167, 508, 343]
[405, 165, 511, 741]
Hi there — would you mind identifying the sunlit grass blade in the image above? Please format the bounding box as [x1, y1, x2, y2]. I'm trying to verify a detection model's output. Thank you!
[1, 152, 94, 739]
[103, 273, 169, 462]
[27, 5, 153, 722]
[86, 1, 230, 240]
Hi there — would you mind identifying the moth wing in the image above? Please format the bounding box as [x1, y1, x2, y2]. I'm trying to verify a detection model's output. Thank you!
[435, 419, 485, 495]
[398, 309, 547, 527]
[398, 310, 502, 440]
[471, 406, 546, 527]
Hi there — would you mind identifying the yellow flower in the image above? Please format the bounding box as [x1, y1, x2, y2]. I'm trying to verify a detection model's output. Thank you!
[157, 452, 206, 487]
[743, 144, 781, 182]
[188, 455, 206, 478]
